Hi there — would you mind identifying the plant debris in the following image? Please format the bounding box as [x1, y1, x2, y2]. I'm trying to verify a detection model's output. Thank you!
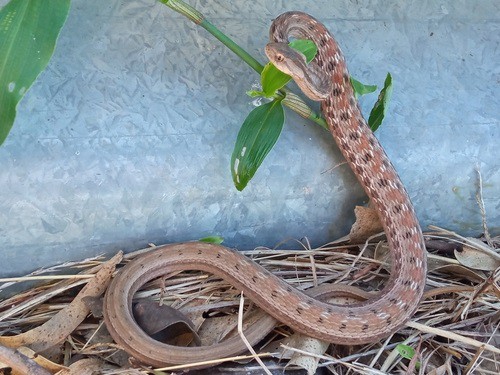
[0, 227, 498, 374]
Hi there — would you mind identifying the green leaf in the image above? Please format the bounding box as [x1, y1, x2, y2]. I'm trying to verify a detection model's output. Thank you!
[289, 39, 317, 63]
[0, 0, 71, 145]
[396, 344, 415, 360]
[350, 77, 377, 99]
[368, 73, 393, 132]
[396, 344, 421, 369]
[199, 236, 224, 244]
[231, 99, 285, 191]
[261, 39, 317, 98]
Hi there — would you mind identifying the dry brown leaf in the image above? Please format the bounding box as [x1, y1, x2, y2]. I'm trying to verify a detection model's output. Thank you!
[133, 299, 200, 346]
[284, 335, 329, 375]
[431, 264, 485, 283]
[0, 252, 122, 352]
[55, 358, 117, 375]
[454, 243, 500, 271]
[349, 205, 383, 243]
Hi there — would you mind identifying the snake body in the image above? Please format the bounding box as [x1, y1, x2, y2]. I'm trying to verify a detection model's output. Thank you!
[103, 11, 427, 367]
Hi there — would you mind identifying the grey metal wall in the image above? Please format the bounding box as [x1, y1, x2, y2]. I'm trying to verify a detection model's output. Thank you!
[1, 0, 498, 277]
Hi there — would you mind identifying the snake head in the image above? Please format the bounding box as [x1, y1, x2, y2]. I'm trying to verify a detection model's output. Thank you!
[265, 42, 333, 101]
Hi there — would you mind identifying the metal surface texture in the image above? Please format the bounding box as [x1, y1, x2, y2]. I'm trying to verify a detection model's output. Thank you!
[0, 0, 498, 277]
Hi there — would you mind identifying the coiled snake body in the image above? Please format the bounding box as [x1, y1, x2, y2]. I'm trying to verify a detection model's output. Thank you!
[103, 11, 427, 367]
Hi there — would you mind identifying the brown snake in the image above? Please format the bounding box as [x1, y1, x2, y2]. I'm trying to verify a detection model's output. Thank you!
[103, 11, 427, 367]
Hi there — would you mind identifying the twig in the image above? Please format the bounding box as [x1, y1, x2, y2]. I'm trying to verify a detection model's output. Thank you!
[237, 293, 272, 375]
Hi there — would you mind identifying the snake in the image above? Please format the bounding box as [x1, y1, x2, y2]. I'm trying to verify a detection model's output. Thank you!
[102, 11, 427, 367]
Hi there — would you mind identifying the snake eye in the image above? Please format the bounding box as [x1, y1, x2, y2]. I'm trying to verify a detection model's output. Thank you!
[276, 54, 284, 62]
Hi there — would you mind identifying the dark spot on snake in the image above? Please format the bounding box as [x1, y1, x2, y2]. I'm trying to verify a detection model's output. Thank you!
[319, 37, 327, 47]
[332, 88, 341, 96]
[378, 178, 389, 187]
[339, 323, 347, 331]
[318, 316, 324, 323]
[317, 59, 324, 68]
[234, 264, 239, 271]
[371, 309, 378, 314]
[198, 249, 203, 255]
[403, 279, 412, 286]
[355, 165, 364, 175]
[216, 253, 221, 258]
[251, 276, 257, 283]
[343, 73, 349, 83]
[296, 307, 303, 315]
[361, 152, 373, 163]
[393, 204, 402, 214]
[340, 111, 350, 121]
[347, 153, 357, 163]
[404, 231, 413, 239]
[348, 310, 355, 317]
[409, 256, 416, 264]
[286, 286, 293, 293]
[271, 290, 278, 298]
[327, 307, 333, 314]
[279, 32, 284, 40]
[387, 317, 392, 325]
[362, 323, 369, 331]
[389, 297, 398, 304]
[327, 61, 336, 71]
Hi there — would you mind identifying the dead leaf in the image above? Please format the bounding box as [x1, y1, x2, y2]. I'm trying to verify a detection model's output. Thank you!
[454, 243, 500, 271]
[0, 252, 123, 353]
[55, 358, 117, 375]
[431, 264, 485, 283]
[349, 205, 383, 243]
[133, 299, 201, 346]
[285, 335, 329, 375]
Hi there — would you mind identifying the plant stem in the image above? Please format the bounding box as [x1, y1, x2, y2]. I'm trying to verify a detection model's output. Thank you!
[158, 0, 327, 130]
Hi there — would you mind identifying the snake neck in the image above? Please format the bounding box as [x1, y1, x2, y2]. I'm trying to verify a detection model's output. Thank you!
[270, 11, 426, 308]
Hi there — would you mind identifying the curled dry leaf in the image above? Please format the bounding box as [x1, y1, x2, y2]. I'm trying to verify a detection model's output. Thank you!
[0, 252, 123, 353]
[133, 299, 201, 346]
[349, 205, 383, 243]
[284, 335, 329, 375]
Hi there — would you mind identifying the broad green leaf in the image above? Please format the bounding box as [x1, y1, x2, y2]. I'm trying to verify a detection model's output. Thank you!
[0, 0, 71, 145]
[368, 73, 393, 132]
[231, 99, 284, 191]
[199, 235, 224, 244]
[350, 77, 377, 99]
[261, 39, 317, 98]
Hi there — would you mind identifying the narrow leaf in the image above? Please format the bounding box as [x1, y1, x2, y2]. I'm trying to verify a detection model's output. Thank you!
[199, 236, 224, 244]
[231, 99, 285, 191]
[368, 73, 393, 132]
[0, 0, 71, 145]
[350, 77, 377, 99]
[261, 39, 317, 98]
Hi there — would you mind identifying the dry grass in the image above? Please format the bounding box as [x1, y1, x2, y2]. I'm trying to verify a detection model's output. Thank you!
[0, 226, 498, 374]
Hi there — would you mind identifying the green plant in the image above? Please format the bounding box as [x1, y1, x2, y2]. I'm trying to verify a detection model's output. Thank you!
[161, 0, 393, 190]
[0, 0, 393, 192]
[0, 0, 71, 145]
